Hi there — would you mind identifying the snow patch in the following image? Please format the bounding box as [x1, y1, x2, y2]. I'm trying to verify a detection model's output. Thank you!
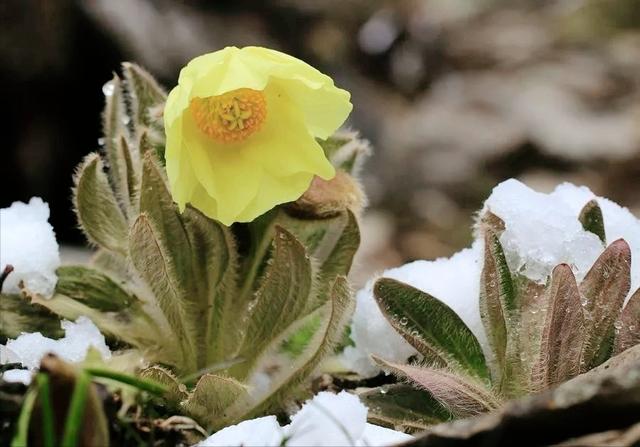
[0, 198, 60, 298]
[343, 242, 485, 377]
[1, 316, 111, 382]
[196, 391, 411, 447]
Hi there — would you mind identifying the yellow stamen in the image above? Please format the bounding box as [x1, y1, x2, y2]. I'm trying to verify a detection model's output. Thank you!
[190, 88, 267, 143]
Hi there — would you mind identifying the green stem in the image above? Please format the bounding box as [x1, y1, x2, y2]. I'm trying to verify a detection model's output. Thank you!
[11, 387, 37, 447]
[36, 373, 56, 447]
[84, 367, 167, 395]
[61, 371, 92, 447]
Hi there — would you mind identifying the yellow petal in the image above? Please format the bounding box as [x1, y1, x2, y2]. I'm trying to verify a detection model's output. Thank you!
[235, 172, 313, 223]
[245, 83, 336, 180]
[182, 110, 264, 225]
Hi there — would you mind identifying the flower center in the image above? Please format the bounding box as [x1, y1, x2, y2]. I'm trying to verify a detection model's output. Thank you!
[190, 88, 267, 143]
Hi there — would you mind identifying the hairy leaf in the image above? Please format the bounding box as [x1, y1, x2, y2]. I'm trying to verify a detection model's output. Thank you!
[317, 130, 371, 176]
[181, 207, 238, 363]
[579, 199, 606, 244]
[478, 211, 505, 237]
[507, 274, 546, 396]
[183, 374, 247, 430]
[90, 249, 129, 281]
[55, 266, 139, 312]
[139, 366, 188, 408]
[479, 229, 515, 386]
[115, 136, 138, 216]
[580, 239, 632, 370]
[373, 357, 500, 417]
[235, 276, 354, 422]
[239, 227, 314, 367]
[358, 384, 451, 431]
[121, 62, 167, 128]
[73, 154, 128, 254]
[0, 293, 61, 341]
[27, 291, 162, 353]
[374, 278, 488, 380]
[101, 74, 129, 196]
[614, 288, 640, 355]
[530, 264, 585, 392]
[129, 214, 195, 370]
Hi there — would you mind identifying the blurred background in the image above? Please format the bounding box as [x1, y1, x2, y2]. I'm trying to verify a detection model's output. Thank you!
[2, 0, 639, 286]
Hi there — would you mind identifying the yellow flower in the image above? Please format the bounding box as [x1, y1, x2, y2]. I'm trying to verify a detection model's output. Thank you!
[164, 46, 352, 225]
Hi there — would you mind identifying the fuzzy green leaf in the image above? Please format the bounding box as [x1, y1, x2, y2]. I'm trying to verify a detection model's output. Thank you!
[139, 366, 188, 408]
[358, 384, 451, 431]
[101, 74, 129, 194]
[73, 154, 129, 254]
[55, 266, 139, 312]
[128, 214, 195, 369]
[115, 136, 138, 216]
[374, 278, 489, 380]
[235, 276, 354, 422]
[121, 62, 166, 128]
[239, 227, 314, 366]
[372, 356, 500, 417]
[479, 229, 515, 385]
[580, 239, 631, 370]
[183, 374, 247, 430]
[181, 207, 238, 363]
[90, 249, 129, 281]
[318, 130, 371, 176]
[614, 288, 640, 355]
[530, 264, 585, 392]
[0, 294, 62, 341]
[27, 290, 162, 354]
[579, 199, 606, 244]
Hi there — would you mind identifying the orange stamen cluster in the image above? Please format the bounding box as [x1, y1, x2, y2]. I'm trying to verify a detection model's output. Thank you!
[190, 88, 267, 143]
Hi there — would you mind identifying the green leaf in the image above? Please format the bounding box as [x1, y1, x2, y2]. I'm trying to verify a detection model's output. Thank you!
[0, 293, 62, 341]
[128, 213, 195, 370]
[11, 387, 37, 447]
[181, 207, 238, 363]
[579, 199, 606, 244]
[614, 288, 640, 355]
[374, 278, 489, 381]
[101, 74, 129, 195]
[372, 356, 500, 418]
[27, 290, 164, 357]
[55, 265, 139, 312]
[238, 227, 314, 369]
[61, 371, 92, 447]
[90, 249, 129, 281]
[139, 366, 188, 407]
[73, 153, 129, 254]
[479, 229, 515, 386]
[121, 62, 166, 128]
[35, 374, 55, 447]
[580, 239, 632, 370]
[115, 135, 139, 216]
[358, 384, 451, 431]
[183, 374, 248, 430]
[317, 130, 371, 176]
[530, 264, 585, 392]
[235, 276, 354, 422]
